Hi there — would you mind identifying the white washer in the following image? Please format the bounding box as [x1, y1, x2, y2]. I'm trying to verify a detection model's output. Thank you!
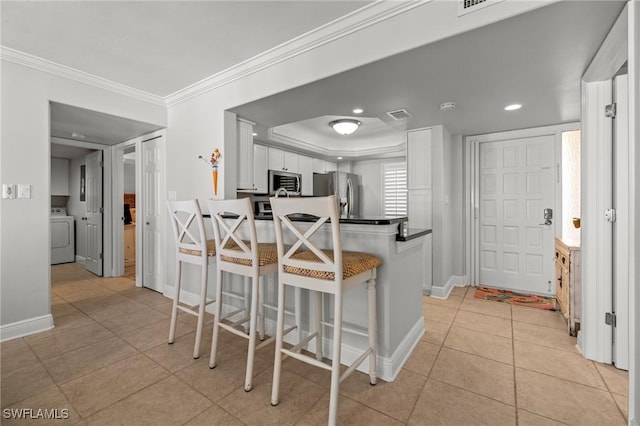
[51, 208, 75, 264]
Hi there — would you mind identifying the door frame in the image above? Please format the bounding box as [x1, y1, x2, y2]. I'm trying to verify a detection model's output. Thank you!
[49, 137, 114, 277]
[464, 123, 578, 289]
[111, 130, 165, 288]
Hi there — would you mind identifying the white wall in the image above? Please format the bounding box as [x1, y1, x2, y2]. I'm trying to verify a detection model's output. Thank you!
[352, 156, 405, 217]
[431, 126, 464, 289]
[0, 59, 166, 332]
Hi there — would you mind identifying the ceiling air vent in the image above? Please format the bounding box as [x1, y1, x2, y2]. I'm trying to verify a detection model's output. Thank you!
[458, 0, 505, 16]
[386, 108, 412, 121]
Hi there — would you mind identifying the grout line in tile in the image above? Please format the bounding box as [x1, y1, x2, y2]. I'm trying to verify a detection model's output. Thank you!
[517, 408, 572, 425]
[593, 360, 629, 422]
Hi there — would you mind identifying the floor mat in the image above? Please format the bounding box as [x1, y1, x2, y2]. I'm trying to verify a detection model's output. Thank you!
[474, 286, 556, 310]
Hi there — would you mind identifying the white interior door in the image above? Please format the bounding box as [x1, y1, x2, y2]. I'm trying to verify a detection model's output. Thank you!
[613, 73, 629, 370]
[142, 136, 163, 292]
[478, 136, 556, 295]
[85, 150, 103, 276]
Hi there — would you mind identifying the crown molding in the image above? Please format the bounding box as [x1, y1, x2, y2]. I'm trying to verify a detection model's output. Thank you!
[267, 128, 405, 159]
[165, 0, 426, 107]
[0, 46, 166, 107]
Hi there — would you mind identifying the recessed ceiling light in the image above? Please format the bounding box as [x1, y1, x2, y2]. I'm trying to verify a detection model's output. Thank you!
[352, 108, 363, 114]
[337, 156, 343, 160]
[504, 104, 522, 111]
[252, 132, 257, 136]
[71, 132, 85, 139]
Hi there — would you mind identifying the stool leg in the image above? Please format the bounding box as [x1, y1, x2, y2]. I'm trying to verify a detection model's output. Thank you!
[209, 268, 224, 369]
[258, 277, 266, 341]
[244, 273, 260, 392]
[367, 278, 378, 385]
[168, 260, 181, 344]
[314, 290, 323, 361]
[243, 276, 250, 334]
[295, 287, 302, 344]
[271, 279, 286, 406]
[328, 291, 343, 426]
[193, 261, 208, 359]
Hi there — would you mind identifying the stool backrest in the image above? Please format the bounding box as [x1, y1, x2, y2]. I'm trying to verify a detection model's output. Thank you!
[167, 200, 207, 259]
[207, 198, 259, 269]
[270, 195, 342, 283]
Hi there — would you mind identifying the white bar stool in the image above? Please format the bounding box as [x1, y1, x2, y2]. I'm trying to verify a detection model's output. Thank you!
[166, 200, 216, 359]
[207, 198, 278, 392]
[269, 195, 380, 426]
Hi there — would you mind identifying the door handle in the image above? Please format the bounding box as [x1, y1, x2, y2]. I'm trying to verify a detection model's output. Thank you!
[146, 222, 150, 225]
[539, 208, 553, 226]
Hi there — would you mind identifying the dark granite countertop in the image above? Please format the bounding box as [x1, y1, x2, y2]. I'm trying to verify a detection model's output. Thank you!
[395, 228, 432, 242]
[252, 213, 408, 225]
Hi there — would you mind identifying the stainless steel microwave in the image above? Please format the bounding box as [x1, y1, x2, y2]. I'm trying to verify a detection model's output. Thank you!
[268, 170, 301, 196]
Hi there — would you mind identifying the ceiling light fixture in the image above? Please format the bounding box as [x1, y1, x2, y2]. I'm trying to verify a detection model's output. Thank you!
[352, 108, 363, 114]
[252, 132, 258, 136]
[439, 101, 456, 111]
[504, 104, 522, 111]
[337, 156, 343, 160]
[71, 132, 85, 139]
[329, 119, 361, 136]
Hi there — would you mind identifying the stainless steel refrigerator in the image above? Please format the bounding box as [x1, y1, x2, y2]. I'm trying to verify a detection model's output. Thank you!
[312, 171, 360, 217]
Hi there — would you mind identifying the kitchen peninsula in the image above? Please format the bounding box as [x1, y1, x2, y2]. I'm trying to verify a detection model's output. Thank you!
[220, 211, 430, 381]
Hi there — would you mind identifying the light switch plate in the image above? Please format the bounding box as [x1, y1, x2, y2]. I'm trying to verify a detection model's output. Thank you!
[17, 184, 31, 199]
[2, 184, 16, 199]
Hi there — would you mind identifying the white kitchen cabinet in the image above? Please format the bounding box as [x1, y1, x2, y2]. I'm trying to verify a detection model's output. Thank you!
[298, 154, 314, 196]
[237, 119, 255, 190]
[313, 158, 326, 174]
[253, 144, 268, 193]
[312, 158, 336, 174]
[407, 128, 432, 190]
[51, 158, 70, 195]
[284, 151, 299, 173]
[268, 147, 298, 172]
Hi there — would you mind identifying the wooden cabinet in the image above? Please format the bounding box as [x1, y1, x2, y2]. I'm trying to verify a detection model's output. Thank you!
[124, 224, 135, 262]
[237, 119, 255, 190]
[268, 147, 299, 172]
[298, 154, 314, 196]
[554, 238, 581, 335]
[253, 144, 268, 193]
[312, 158, 337, 174]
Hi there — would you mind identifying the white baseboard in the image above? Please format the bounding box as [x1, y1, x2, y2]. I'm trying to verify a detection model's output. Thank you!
[430, 275, 466, 299]
[0, 314, 54, 342]
[75, 255, 86, 264]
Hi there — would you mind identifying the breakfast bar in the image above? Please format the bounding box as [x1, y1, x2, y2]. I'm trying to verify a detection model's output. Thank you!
[217, 213, 429, 381]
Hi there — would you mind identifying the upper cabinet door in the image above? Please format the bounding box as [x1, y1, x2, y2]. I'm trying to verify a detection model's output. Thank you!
[237, 119, 255, 190]
[313, 158, 327, 174]
[268, 147, 285, 171]
[284, 151, 299, 173]
[407, 128, 432, 190]
[326, 161, 337, 172]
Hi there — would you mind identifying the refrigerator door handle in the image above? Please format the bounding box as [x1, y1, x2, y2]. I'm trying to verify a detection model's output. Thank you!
[346, 179, 353, 217]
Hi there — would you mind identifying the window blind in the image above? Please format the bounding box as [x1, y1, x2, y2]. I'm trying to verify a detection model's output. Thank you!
[383, 163, 407, 216]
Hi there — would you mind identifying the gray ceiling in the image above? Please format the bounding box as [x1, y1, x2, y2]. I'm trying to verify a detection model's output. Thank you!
[2, 1, 626, 159]
[232, 0, 626, 139]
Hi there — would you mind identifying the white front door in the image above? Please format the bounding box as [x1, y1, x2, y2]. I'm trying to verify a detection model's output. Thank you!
[478, 135, 556, 295]
[142, 136, 163, 292]
[85, 150, 103, 276]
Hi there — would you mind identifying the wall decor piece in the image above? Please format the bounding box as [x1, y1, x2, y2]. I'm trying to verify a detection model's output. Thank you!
[198, 148, 222, 196]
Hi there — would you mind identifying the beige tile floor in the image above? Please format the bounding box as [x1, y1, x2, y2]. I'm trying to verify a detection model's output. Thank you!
[0, 263, 629, 425]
